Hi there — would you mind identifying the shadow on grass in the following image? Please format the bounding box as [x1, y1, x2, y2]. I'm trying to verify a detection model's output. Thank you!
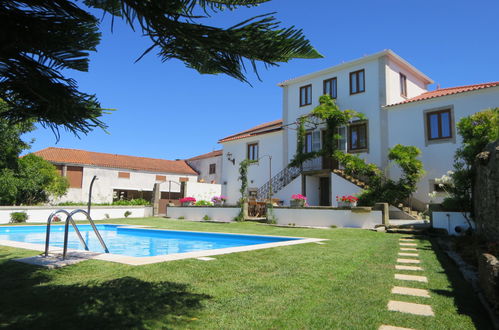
[0, 261, 210, 329]
[429, 238, 492, 328]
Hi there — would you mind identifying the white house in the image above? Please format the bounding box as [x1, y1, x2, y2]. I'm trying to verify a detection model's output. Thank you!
[34, 147, 198, 204]
[218, 49, 499, 209]
[186, 149, 223, 184]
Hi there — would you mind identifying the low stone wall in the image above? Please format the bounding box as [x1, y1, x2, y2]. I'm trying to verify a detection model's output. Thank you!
[167, 206, 240, 222]
[478, 253, 499, 313]
[474, 140, 499, 243]
[432, 212, 475, 235]
[0, 205, 153, 224]
[273, 207, 382, 229]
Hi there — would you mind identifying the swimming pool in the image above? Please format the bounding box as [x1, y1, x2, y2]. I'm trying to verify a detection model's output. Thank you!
[0, 224, 321, 264]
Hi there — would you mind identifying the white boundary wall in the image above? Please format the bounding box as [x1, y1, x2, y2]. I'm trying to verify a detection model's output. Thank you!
[432, 211, 475, 235]
[274, 208, 382, 229]
[0, 206, 153, 224]
[168, 206, 382, 229]
[167, 206, 239, 222]
[184, 182, 222, 202]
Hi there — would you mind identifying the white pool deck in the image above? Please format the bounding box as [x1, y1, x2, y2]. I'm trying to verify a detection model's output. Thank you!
[0, 224, 326, 266]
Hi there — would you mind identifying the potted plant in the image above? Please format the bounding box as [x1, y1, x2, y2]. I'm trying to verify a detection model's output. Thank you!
[180, 197, 196, 206]
[336, 195, 358, 208]
[211, 196, 227, 206]
[290, 194, 307, 208]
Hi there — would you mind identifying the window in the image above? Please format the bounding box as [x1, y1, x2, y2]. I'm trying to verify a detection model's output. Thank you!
[67, 166, 83, 188]
[426, 109, 452, 140]
[118, 172, 130, 179]
[348, 122, 368, 151]
[323, 78, 337, 98]
[209, 163, 216, 174]
[349, 69, 365, 94]
[299, 84, 312, 106]
[400, 73, 407, 97]
[304, 131, 321, 153]
[247, 143, 259, 161]
[336, 126, 347, 151]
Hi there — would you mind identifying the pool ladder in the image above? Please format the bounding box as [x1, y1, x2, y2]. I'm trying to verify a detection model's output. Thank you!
[44, 209, 109, 259]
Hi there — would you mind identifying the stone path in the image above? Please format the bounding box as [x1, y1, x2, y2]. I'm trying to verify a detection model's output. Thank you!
[380, 236, 435, 329]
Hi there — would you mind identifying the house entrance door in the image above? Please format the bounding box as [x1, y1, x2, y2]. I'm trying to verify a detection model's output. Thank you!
[319, 177, 330, 206]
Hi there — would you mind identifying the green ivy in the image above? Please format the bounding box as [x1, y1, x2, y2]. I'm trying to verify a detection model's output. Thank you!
[235, 159, 257, 221]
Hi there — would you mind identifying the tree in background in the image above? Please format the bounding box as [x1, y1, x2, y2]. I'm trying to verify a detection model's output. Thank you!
[0, 0, 321, 137]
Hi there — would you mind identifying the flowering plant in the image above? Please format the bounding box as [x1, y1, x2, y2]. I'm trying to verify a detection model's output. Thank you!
[336, 195, 358, 203]
[179, 197, 196, 203]
[291, 194, 307, 200]
[211, 196, 227, 203]
[52, 215, 61, 222]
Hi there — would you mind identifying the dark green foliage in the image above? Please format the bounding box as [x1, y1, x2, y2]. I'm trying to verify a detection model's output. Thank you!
[0, 154, 69, 205]
[443, 108, 499, 213]
[10, 211, 28, 223]
[0, 100, 35, 170]
[335, 145, 425, 207]
[290, 95, 364, 168]
[1, 0, 320, 136]
[235, 159, 256, 221]
[195, 200, 213, 206]
[202, 215, 211, 221]
[124, 210, 132, 218]
[58, 198, 152, 206]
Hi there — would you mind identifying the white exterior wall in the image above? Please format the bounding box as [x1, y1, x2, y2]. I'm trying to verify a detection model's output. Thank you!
[432, 212, 474, 235]
[220, 130, 284, 205]
[386, 87, 499, 203]
[385, 58, 429, 106]
[187, 155, 222, 184]
[184, 182, 222, 202]
[272, 175, 302, 206]
[282, 58, 384, 167]
[330, 174, 363, 207]
[273, 208, 382, 229]
[167, 206, 239, 222]
[0, 206, 153, 223]
[54, 165, 197, 204]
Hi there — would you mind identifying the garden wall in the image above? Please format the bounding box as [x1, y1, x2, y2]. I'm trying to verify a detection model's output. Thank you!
[167, 206, 382, 229]
[167, 206, 239, 222]
[0, 205, 153, 224]
[432, 212, 475, 235]
[273, 207, 382, 229]
[474, 139, 499, 243]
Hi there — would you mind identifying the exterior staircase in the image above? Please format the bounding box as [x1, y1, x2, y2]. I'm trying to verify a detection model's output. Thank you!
[257, 166, 301, 200]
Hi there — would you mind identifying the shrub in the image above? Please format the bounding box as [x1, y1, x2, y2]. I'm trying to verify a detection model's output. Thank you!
[202, 215, 211, 221]
[124, 210, 132, 218]
[10, 211, 28, 223]
[195, 200, 213, 206]
[112, 198, 151, 206]
[104, 213, 110, 219]
[178, 216, 185, 220]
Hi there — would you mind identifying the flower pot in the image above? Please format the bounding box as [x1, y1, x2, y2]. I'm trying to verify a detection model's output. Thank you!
[213, 201, 225, 207]
[182, 202, 193, 207]
[338, 201, 356, 208]
[290, 199, 305, 208]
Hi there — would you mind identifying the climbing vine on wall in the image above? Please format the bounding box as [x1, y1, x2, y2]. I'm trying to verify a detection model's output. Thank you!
[289, 95, 365, 168]
[235, 159, 257, 221]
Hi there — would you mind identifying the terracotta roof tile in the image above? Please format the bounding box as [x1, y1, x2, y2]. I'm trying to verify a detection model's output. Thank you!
[218, 120, 283, 143]
[186, 149, 223, 161]
[386, 81, 499, 107]
[33, 147, 198, 175]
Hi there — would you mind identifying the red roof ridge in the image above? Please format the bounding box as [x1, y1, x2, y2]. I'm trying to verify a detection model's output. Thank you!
[219, 119, 283, 143]
[186, 149, 223, 161]
[32, 147, 197, 175]
[386, 81, 499, 107]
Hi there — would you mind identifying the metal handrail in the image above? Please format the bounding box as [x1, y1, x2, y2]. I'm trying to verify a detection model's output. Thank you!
[63, 209, 109, 258]
[44, 209, 89, 257]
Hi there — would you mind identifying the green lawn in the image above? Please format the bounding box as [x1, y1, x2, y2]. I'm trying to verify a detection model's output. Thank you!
[0, 218, 491, 329]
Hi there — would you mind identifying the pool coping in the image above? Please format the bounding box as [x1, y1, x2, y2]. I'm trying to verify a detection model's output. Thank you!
[0, 224, 327, 266]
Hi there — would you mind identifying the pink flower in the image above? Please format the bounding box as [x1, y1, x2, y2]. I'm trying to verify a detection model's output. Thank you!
[180, 197, 196, 203]
[291, 194, 307, 200]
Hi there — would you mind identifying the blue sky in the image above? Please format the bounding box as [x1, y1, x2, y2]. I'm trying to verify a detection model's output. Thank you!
[24, 0, 499, 160]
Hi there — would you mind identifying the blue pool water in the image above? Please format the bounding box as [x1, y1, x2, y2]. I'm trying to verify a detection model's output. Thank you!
[0, 225, 300, 257]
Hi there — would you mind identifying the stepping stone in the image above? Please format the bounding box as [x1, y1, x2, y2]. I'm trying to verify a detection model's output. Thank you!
[399, 238, 415, 241]
[379, 325, 415, 330]
[400, 247, 417, 251]
[196, 257, 216, 261]
[396, 265, 423, 271]
[397, 258, 420, 264]
[392, 286, 430, 298]
[395, 274, 428, 282]
[314, 242, 326, 245]
[398, 252, 419, 257]
[399, 243, 417, 246]
[387, 300, 434, 316]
